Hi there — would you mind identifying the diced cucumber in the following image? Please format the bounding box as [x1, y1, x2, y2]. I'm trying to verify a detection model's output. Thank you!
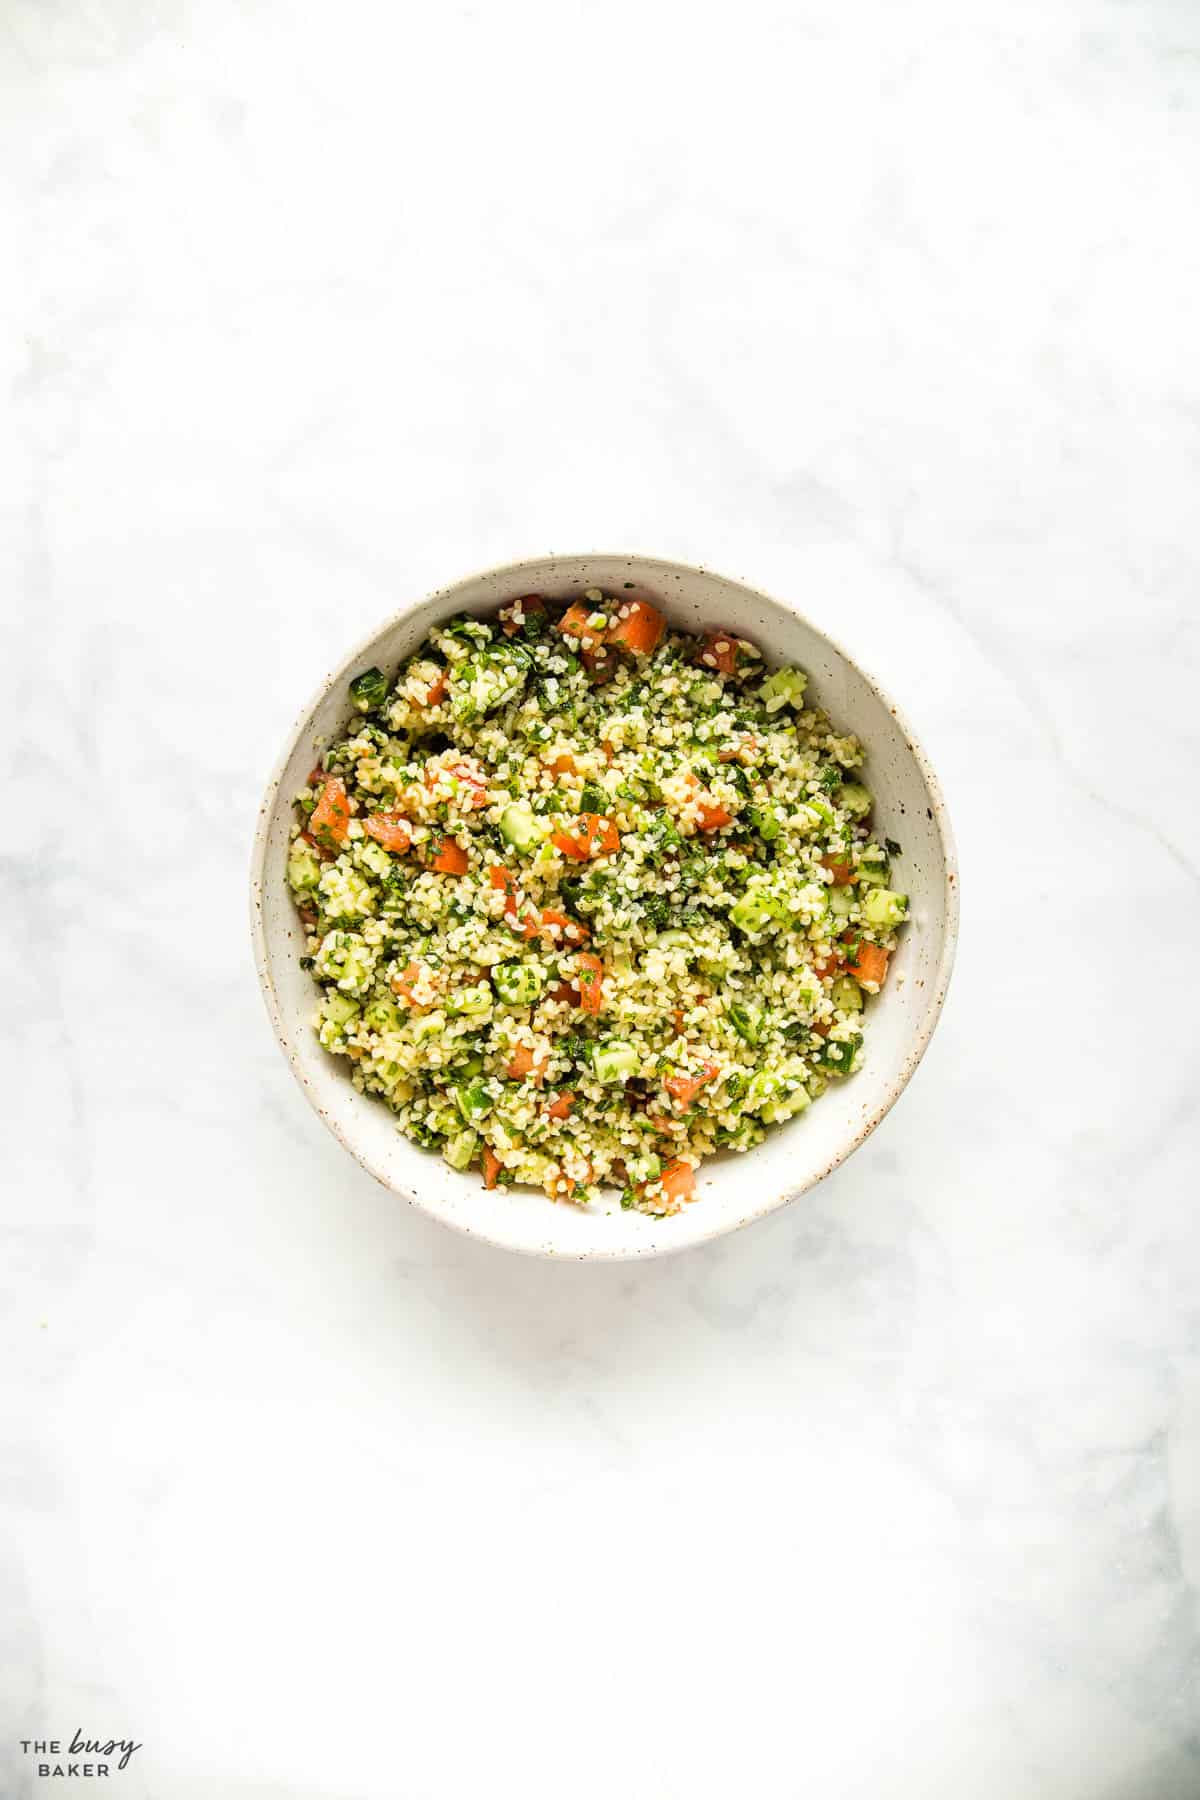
[830, 976, 864, 1014]
[442, 1129, 479, 1171]
[454, 1080, 493, 1124]
[499, 801, 547, 852]
[579, 781, 607, 814]
[766, 1080, 813, 1123]
[314, 929, 377, 994]
[748, 802, 785, 841]
[760, 667, 809, 713]
[592, 1040, 639, 1083]
[287, 839, 322, 894]
[726, 1001, 764, 1045]
[790, 803, 823, 837]
[321, 991, 360, 1028]
[856, 848, 890, 888]
[838, 782, 872, 819]
[817, 1033, 862, 1077]
[362, 998, 404, 1033]
[828, 884, 857, 918]
[447, 981, 494, 1017]
[492, 961, 545, 1006]
[746, 1070, 782, 1112]
[863, 888, 908, 928]
[729, 888, 780, 934]
[352, 837, 393, 880]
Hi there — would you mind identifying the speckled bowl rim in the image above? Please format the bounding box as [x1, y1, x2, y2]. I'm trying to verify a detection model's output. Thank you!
[250, 552, 959, 1261]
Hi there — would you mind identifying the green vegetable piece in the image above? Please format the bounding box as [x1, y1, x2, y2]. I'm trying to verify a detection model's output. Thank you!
[726, 1001, 764, 1045]
[349, 666, 390, 712]
[454, 1080, 493, 1124]
[592, 1040, 639, 1083]
[760, 1058, 814, 1121]
[760, 667, 809, 713]
[863, 888, 908, 928]
[749, 803, 785, 841]
[362, 998, 404, 1033]
[856, 848, 890, 888]
[838, 782, 872, 819]
[442, 1129, 479, 1171]
[828, 884, 857, 919]
[746, 1070, 782, 1112]
[447, 982, 493, 1017]
[321, 991, 360, 1029]
[818, 1033, 862, 1077]
[287, 839, 322, 894]
[579, 782, 607, 814]
[499, 801, 547, 852]
[729, 888, 780, 934]
[449, 644, 531, 722]
[492, 961, 544, 1006]
[830, 976, 864, 1015]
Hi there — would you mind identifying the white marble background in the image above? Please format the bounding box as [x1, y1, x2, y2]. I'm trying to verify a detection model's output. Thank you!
[3, 1, 1200, 1795]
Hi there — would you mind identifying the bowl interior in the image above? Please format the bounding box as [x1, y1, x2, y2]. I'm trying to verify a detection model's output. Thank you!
[251, 554, 957, 1259]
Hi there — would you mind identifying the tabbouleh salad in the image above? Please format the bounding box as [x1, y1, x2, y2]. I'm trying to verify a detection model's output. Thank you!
[287, 589, 909, 1215]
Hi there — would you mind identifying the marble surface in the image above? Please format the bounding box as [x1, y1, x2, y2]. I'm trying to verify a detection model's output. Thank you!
[4, 1, 1200, 1794]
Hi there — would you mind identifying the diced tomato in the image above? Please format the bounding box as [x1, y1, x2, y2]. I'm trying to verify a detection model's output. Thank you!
[548, 981, 579, 1006]
[583, 813, 620, 855]
[548, 751, 577, 775]
[638, 1158, 696, 1205]
[697, 631, 741, 676]
[844, 940, 890, 989]
[545, 1091, 576, 1121]
[417, 668, 448, 707]
[482, 1146, 503, 1189]
[310, 776, 351, 850]
[538, 908, 589, 945]
[551, 1163, 592, 1201]
[574, 952, 604, 1014]
[500, 594, 545, 636]
[363, 810, 413, 853]
[811, 1018, 832, 1037]
[605, 596, 664, 657]
[551, 825, 587, 860]
[820, 854, 855, 886]
[659, 1159, 696, 1204]
[299, 828, 334, 862]
[513, 906, 541, 941]
[391, 960, 435, 1006]
[506, 1045, 548, 1085]
[551, 812, 621, 860]
[425, 757, 489, 809]
[427, 835, 468, 875]
[556, 599, 602, 641]
[488, 866, 539, 938]
[664, 1060, 719, 1109]
[695, 799, 732, 832]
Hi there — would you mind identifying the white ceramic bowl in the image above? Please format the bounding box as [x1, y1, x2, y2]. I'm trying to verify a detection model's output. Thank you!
[251, 553, 958, 1260]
